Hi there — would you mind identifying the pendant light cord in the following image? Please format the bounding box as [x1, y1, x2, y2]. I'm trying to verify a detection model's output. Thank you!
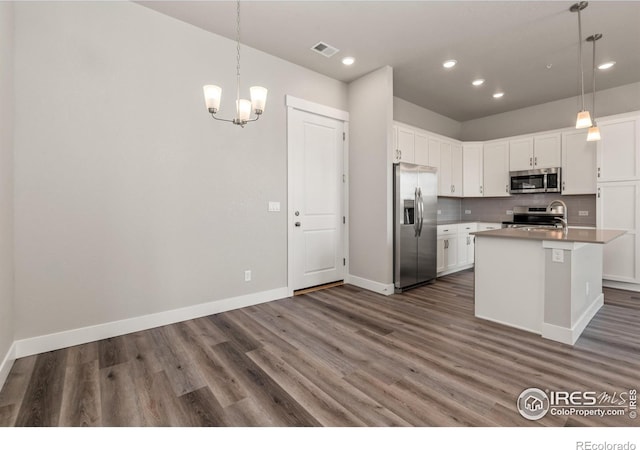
[592, 37, 597, 119]
[236, 0, 241, 113]
[578, 6, 586, 111]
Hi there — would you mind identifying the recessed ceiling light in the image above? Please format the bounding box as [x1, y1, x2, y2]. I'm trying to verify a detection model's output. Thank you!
[472, 79, 485, 86]
[443, 59, 457, 69]
[598, 61, 616, 70]
[493, 92, 504, 99]
[341, 56, 355, 66]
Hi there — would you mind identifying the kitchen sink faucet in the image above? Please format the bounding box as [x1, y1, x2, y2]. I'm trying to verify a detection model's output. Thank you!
[548, 199, 568, 235]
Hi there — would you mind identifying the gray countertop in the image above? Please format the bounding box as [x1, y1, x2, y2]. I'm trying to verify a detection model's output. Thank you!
[471, 227, 625, 244]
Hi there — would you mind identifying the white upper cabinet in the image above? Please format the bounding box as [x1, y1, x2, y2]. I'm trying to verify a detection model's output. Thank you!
[428, 137, 441, 173]
[533, 133, 562, 168]
[463, 143, 483, 197]
[438, 140, 462, 197]
[509, 137, 534, 171]
[393, 125, 415, 163]
[562, 129, 596, 195]
[483, 140, 510, 197]
[509, 133, 561, 171]
[596, 116, 640, 182]
[414, 132, 429, 166]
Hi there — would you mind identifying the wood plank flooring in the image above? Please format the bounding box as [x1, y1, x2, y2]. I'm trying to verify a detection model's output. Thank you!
[1, 270, 639, 426]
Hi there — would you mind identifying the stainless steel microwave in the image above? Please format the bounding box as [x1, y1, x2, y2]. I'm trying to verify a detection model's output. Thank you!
[509, 168, 561, 194]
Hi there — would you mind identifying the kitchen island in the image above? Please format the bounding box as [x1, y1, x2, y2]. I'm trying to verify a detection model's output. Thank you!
[471, 227, 625, 345]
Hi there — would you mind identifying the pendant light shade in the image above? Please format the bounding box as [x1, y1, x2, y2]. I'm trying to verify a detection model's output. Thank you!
[571, 2, 592, 129]
[586, 33, 602, 141]
[587, 124, 601, 141]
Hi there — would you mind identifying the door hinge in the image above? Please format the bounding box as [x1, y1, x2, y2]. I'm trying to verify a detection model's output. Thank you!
[343, 258, 346, 266]
[343, 132, 346, 141]
[342, 216, 346, 224]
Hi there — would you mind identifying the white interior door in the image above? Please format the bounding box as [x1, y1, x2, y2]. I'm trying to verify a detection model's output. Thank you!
[290, 108, 344, 291]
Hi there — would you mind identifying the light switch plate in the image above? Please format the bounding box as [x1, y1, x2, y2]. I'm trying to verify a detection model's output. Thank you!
[437, 210, 442, 215]
[268, 201, 280, 212]
[578, 210, 589, 216]
[465, 210, 471, 215]
[506, 210, 514, 215]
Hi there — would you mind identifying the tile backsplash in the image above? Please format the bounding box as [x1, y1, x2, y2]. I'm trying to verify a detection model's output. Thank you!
[438, 194, 596, 226]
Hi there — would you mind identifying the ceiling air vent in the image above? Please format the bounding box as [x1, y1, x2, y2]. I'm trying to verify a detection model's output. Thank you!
[311, 41, 340, 58]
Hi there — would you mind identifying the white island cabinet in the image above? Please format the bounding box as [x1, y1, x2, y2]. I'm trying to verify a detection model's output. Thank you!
[472, 227, 625, 345]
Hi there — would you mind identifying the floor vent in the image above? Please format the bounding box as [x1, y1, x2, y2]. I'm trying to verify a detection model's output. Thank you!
[311, 41, 340, 58]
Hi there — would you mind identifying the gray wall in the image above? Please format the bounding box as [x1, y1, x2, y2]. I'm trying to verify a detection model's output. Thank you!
[13, 2, 348, 339]
[461, 82, 640, 141]
[0, 3, 15, 363]
[394, 97, 462, 140]
[349, 67, 394, 285]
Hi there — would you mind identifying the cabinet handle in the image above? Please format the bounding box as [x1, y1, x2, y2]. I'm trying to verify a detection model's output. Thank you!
[534, 156, 538, 166]
[562, 181, 565, 192]
[467, 236, 470, 245]
[399, 150, 402, 160]
[597, 167, 601, 178]
[529, 157, 533, 167]
[444, 239, 448, 249]
[452, 185, 455, 193]
[480, 185, 483, 194]
[597, 187, 601, 198]
[506, 184, 509, 193]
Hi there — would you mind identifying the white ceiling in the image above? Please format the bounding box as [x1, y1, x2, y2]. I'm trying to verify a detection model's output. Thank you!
[139, 1, 640, 122]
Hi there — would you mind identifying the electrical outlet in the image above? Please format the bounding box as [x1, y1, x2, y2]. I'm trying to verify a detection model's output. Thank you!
[268, 201, 280, 212]
[506, 210, 514, 215]
[464, 210, 471, 215]
[437, 210, 442, 215]
[578, 210, 589, 216]
[552, 249, 564, 263]
[244, 270, 251, 282]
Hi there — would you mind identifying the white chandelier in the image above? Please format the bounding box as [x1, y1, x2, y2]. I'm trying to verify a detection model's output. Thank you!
[203, 0, 267, 127]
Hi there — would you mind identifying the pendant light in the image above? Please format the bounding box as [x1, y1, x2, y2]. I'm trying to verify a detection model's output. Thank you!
[586, 33, 602, 141]
[570, 2, 592, 129]
[203, 0, 267, 127]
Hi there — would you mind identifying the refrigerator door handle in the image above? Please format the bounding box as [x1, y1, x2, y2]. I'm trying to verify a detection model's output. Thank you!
[414, 187, 420, 237]
[417, 187, 424, 236]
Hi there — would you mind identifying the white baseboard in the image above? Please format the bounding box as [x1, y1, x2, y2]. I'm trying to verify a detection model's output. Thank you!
[603, 279, 640, 293]
[0, 341, 16, 392]
[346, 274, 394, 296]
[14, 287, 289, 359]
[541, 294, 604, 346]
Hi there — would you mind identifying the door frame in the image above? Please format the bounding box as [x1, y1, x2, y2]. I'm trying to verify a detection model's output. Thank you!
[285, 95, 350, 297]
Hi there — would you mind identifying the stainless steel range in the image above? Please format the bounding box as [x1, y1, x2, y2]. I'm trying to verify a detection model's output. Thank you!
[502, 202, 567, 230]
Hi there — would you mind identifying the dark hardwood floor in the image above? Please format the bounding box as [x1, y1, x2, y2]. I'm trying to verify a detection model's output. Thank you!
[1, 270, 639, 426]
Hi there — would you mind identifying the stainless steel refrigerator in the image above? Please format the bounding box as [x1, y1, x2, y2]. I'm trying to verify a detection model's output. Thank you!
[393, 163, 438, 292]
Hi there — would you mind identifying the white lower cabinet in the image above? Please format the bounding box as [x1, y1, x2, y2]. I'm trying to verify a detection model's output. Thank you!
[437, 224, 458, 273]
[437, 222, 501, 275]
[458, 223, 478, 266]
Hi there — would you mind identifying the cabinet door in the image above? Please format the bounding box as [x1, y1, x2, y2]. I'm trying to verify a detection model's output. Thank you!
[562, 129, 596, 195]
[483, 141, 510, 197]
[534, 133, 561, 168]
[597, 181, 640, 283]
[428, 137, 441, 181]
[436, 238, 445, 273]
[439, 141, 453, 196]
[597, 117, 640, 182]
[451, 143, 463, 196]
[509, 137, 534, 171]
[457, 233, 468, 266]
[463, 143, 483, 197]
[444, 236, 458, 270]
[414, 132, 429, 166]
[396, 126, 415, 163]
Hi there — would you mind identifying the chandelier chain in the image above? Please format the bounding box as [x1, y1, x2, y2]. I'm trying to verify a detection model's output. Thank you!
[236, 0, 241, 106]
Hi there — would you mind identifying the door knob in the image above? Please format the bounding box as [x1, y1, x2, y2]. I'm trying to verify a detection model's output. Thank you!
[295, 222, 301, 227]
[294, 211, 300, 216]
